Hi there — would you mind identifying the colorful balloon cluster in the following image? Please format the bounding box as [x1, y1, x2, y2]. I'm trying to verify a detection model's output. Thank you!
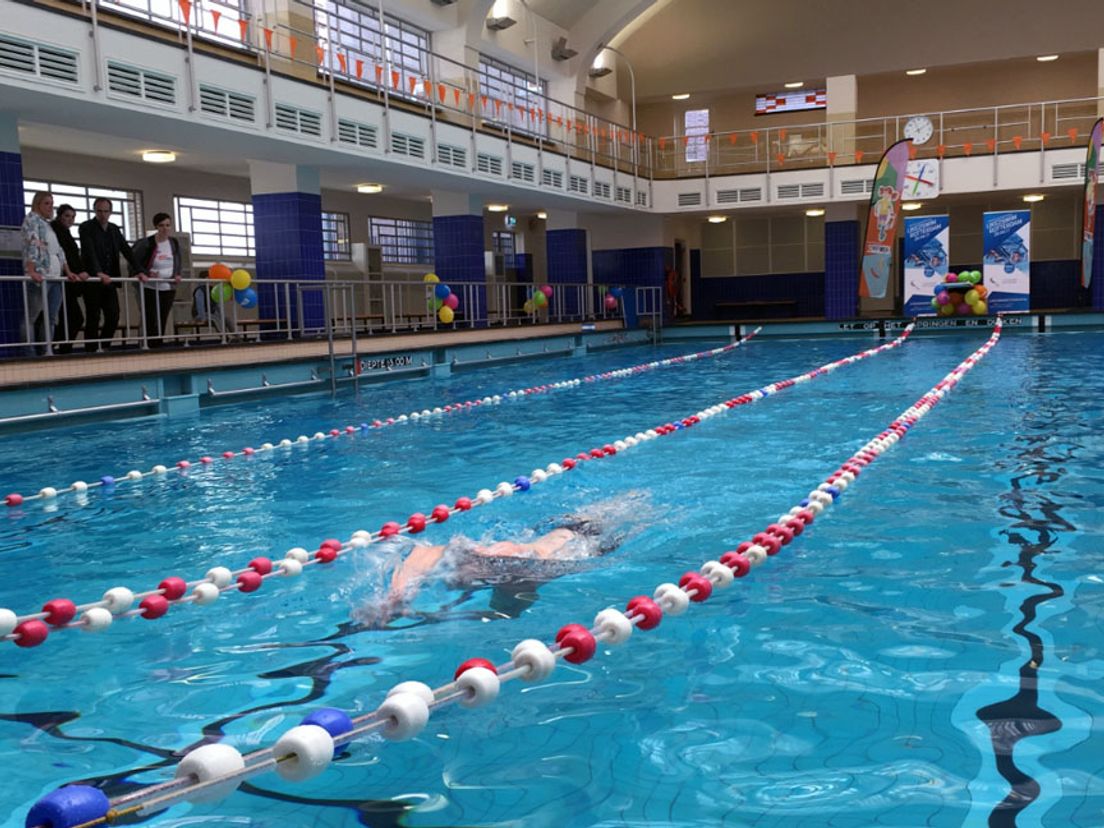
[931, 270, 987, 317]
[209, 263, 257, 309]
[600, 285, 624, 311]
[423, 273, 460, 323]
[523, 284, 554, 314]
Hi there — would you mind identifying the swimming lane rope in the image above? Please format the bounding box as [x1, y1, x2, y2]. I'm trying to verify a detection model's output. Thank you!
[3, 329, 761, 509]
[0, 325, 909, 650]
[22, 319, 997, 828]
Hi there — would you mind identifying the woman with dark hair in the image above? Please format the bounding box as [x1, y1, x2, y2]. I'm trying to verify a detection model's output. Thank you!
[132, 212, 182, 347]
[50, 203, 89, 353]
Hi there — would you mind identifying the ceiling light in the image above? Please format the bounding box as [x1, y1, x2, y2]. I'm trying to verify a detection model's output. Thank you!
[1022, 193, 1045, 203]
[905, 68, 927, 76]
[784, 81, 803, 89]
[805, 208, 825, 217]
[1036, 54, 1058, 62]
[487, 203, 509, 212]
[707, 215, 727, 223]
[356, 183, 383, 194]
[536, 211, 547, 220]
[486, 15, 516, 30]
[901, 202, 923, 211]
[141, 150, 176, 163]
[671, 93, 690, 100]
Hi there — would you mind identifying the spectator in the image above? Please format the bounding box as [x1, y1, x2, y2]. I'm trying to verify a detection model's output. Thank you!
[20, 192, 67, 356]
[132, 212, 181, 347]
[79, 197, 145, 352]
[50, 203, 89, 354]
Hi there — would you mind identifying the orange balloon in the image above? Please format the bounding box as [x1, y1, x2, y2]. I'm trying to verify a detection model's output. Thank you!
[974, 284, 988, 299]
[209, 263, 232, 281]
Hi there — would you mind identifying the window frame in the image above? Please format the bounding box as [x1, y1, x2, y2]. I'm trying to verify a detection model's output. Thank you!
[322, 210, 352, 261]
[368, 216, 434, 265]
[23, 179, 144, 242]
[173, 195, 255, 259]
[98, 0, 252, 51]
[478, 53, 548, 139]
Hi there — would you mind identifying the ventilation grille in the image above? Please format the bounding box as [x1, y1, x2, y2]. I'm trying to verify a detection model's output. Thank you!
[801, 182, 825, 198]
[677, 192, 702, 207]
[594, 181, 611, 200]
[0, 34, 79, 84]
[511, 160, 535, 183]
[275, 103, 322, 137]
[477, 153, 503, 176]
[106, 61, 176, 105]
[715, 189, 740, 204]
[1050, 162, 1085, 181]
[390, 132, 426, 159]
[337, 119, 378, 149]
[436, 143, 467, 168]
[777, 183, 801, 200]
[568, 175, 589, 195]
[542, 169, 564, 189]
[199, 84, 255, 123]
[636, 190, 648, 207]
[840, 179, 873, 195]
[616, 186, 632, 204]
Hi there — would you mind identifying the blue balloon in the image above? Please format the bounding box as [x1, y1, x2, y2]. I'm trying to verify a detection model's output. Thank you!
[610, 286, 624, 298]
[434, 283, 452, 299]
[235, 287, 258, 309]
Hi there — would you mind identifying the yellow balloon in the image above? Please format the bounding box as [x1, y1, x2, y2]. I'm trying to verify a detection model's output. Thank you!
[972, 300, 987, 316]
[423, 273, 440, 283]
[438, 305, 455, 324]
[230, 269, 252, 290]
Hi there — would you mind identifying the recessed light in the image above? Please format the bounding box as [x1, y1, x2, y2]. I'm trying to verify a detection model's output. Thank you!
[1022, 193, 1045, 203]
[805, 208, 825, 217]
[1036, 55, 1058, 62]
[487, 203, 509, 212]
[905, 68, 927, 76]
[141, 150, 176, 164]
[902, 202, 923, 211]
[707, 215, 727, 223]
[357, 183, 383, 194]
[536, 211, 547, 220]
[671, 93, 690, 100]
[784, 81, 804, 89]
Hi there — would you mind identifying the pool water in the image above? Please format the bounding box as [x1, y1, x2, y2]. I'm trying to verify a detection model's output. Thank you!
[1, 330, 1102, 827]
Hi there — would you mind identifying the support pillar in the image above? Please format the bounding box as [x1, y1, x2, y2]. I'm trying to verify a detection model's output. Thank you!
[827, 75, 858, 163]
[824, 203, 861, 320]
[0, 114, 25, 356]
[432, 190, 486, 325]
[546, 210, 588, 318]
[1093, 204, 1104, 310]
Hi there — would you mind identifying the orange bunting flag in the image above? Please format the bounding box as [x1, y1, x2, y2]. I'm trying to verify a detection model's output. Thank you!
[682, 135, 690, 147]
[936, 144, 946, 158]
[438, 84, 446, 103]
[507, 102, 514, 112]
[728, 133, 737, 145]
[705, 133, 712, 143]
[583, 123, 590, 136]
[336, 53, 346, 74]
[315, 45, 325, 65]
[599, 126, 606, 139]
[391, 70, 400, 89]
[827, 150, 836, 165]
[210, 9, 220, 30]
[1040, 131, 1051, 146]
[408, 76, 417, 94]
[263, 27, 273, 51]
[908, 143, 918, 160]
[556, 115, 563, 127]
[775, 152, 784, 166]
[177, 0, 191, 25]
[494, 99, 502, 114]
[355, 59, 364, 80]
[778, 128, 787, 142]
[566, 118, 573, 132]
[1067, 127, 1078, 143]
[238, 18, 248, 42]
[985, 138, 995, 153]
[423, 79, 432, 98]
[375, 64, 383, 83]
[530, 107, 536, 121]
[288, 36, 297, 57]
[468, 92, 475, 109]
[659, 137, 667, 150]
[481, 94, 488, 110]
[453, 88, 461, 107]
[538, 108, 544, 121]
[963, 142, 973, 156]
[749, 131, 759, 144]
[855, 149, 865, 163]
[1012, 134, 1023, 150]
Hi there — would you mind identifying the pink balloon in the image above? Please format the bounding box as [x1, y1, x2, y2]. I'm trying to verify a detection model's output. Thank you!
[540, 284, 553, 298]
[936, 291, 951, 305]
[444, 293, 459, 310]
[945, 273, 958, 282]
[604, 294, 618, 310]
[956, 302, 971, 315]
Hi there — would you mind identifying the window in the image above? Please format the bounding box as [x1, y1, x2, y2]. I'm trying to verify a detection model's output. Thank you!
[174, 196, 254, 258]
[322, 211, 351, 261]
[24, 179, 143, 241]
[98, 0, 250, 50]
[491, 231, 515, 257]
[313, 0, 429, 96]
[478, 54, 547, 138]
[701, 214, 824, 276]
[368, 217, 434, 264]
[684, 108, 709, 163]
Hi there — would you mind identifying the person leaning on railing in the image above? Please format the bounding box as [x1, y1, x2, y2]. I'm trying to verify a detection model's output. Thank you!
[21, 191, 81, 357]
[78, 196, 146, 352]
[49, 203, 90, 354]
[132, 212, 182, 348]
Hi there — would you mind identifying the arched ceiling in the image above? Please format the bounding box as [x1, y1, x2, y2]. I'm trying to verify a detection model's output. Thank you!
[607, 0, 1104, 100]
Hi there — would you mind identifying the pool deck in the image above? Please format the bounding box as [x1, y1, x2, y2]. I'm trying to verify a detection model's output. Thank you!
[0, 321, 624, 390]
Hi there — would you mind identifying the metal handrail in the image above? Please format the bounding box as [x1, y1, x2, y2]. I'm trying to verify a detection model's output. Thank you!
[0, 389, 157, 425]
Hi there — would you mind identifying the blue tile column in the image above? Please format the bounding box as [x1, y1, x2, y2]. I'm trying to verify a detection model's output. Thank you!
[0, 115, 26, 356]
[1093, 205, 1104, 311]
[433, 214, 486, 325]
[824, 220, 860, 320]
[547, 228, 588, 318]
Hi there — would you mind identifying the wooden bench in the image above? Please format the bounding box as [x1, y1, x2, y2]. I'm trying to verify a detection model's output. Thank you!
[714, 300, 798, 320]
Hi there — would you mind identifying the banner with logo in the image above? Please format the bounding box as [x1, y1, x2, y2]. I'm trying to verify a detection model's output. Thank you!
[859, 139, 911, 299]
[982, 210, 1031, 312]
[1081, 117, 1102, 289]
[903, 214, 949, 316]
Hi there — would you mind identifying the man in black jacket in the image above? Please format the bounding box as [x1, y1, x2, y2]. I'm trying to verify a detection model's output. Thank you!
[79, 197, 145, 351]
[50, 203, 89, 353]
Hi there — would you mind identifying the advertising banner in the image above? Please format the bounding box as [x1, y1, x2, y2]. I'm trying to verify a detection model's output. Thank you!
[859, 139, 911, 299]
[903, 214, 949, 316]
[1081, 117, 1102, 289]
[982, 210, 1031, 313]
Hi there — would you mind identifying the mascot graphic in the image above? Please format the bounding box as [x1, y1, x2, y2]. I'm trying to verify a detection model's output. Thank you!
[873, 184, 899, 243]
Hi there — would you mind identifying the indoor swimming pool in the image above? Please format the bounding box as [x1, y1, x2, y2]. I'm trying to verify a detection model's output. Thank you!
[1, 327, 1101, 827]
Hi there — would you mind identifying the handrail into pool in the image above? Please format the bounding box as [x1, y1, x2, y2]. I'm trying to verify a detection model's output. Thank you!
[3, 329, 761, 509]
[0, 388, 159, 426]
[206, 371, 322, 398]
[21, 319, 1002, 828]
[0, 325, 906, 648]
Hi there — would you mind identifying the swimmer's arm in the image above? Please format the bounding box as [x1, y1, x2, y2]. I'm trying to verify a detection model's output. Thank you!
[387, 544, 445, 601]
